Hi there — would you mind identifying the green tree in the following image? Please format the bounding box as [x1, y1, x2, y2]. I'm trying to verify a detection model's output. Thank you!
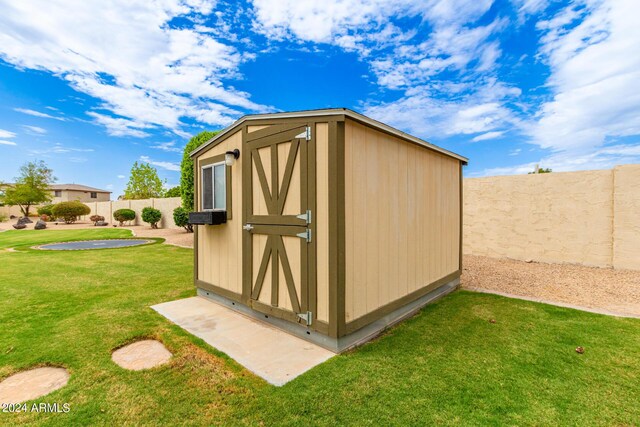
[141, 206, 162, 229]
[173, 206, 193, 232]
[180, 131, 218, 211]
[124, 161, 165, 199]
[528, 167, 552, 174]
[0, 160, 56, 216]
[164, 185, 181, 198]
[51, 201, 91, 224]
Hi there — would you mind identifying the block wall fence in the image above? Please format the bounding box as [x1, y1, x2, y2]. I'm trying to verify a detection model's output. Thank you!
[2, 166, 639, 270]
[1, 197, 182, 228]
[81, 197, 183, 229]
[463, 164, 640, 270]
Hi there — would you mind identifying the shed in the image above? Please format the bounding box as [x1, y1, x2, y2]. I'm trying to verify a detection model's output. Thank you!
[190, 108, 467, 352]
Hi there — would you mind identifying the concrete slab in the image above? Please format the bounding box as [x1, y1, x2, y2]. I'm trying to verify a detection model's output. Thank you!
[0, 367, 69, 404]
[112, 340, 172, 370]
[152, 297, 335, 386]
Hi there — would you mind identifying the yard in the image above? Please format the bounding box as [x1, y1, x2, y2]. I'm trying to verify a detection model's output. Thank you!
[1, 229, 639, 426]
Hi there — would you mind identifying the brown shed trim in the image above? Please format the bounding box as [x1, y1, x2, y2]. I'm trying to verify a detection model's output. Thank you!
[193, 158, 199, 283]
[199, 153, 233, 220]
[197, 279, 242, 303]
[344, 270, 461, 335]
[328, 120, 346, 338]
[190, 108, 467, 164]
[459, 162, 464, 271]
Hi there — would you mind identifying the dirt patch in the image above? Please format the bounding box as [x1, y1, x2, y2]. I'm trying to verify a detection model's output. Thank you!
[112, 340, 172, 371]
[0, 367, 70, 404]
[462, 255, 640, 317]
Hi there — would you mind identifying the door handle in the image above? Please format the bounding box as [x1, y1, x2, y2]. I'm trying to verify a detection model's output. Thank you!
[243, 224, 254, 231]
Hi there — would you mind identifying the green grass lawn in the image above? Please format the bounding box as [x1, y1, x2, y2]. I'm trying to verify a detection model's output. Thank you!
[1, 229, 639, 426]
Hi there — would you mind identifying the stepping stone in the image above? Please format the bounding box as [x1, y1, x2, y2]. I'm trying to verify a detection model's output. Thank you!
[0, 367, 69, 404]
[112, 340, 172, 371]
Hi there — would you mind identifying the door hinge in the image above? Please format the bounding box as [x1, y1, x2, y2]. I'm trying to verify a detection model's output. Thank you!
[295, 126, 311, 141]
[296, 228, 312, 243]
[296, 210, 312, 224]
[297, 311, 313, 325]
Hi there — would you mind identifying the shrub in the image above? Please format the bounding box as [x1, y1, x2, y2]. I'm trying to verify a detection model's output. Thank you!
[173, 206, 193, 232]
[40, 214, 50, 222]
[141, 207, 162, 229]
[113, 208, 136, 226]
[37, 204, 54, 217]
[51, 201, 91, 224]
[90, 215, 105, 226]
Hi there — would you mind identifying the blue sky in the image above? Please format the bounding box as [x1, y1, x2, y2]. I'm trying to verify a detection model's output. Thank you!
[1, 0, 639, 198]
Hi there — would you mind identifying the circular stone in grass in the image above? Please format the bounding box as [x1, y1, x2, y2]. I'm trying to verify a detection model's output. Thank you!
[0, 367, 70, 404]
[112, 340, 172, 371]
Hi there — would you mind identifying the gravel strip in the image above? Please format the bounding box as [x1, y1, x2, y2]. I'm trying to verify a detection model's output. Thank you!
[461, 255, 640, 317]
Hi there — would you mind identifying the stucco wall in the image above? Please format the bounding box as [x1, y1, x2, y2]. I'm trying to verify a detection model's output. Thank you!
[51, 190, 110, 203]
[82, 197, 182, 228]
[464, 164, 640, 270]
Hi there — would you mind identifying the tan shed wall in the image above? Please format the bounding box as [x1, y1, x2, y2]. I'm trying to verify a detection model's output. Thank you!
[343, 119, 461, 322]
[196, 130, 243, 295]
[463, 164, 640, 270]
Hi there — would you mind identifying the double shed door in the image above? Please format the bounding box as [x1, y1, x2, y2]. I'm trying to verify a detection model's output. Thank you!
[243, 123, 315, 326]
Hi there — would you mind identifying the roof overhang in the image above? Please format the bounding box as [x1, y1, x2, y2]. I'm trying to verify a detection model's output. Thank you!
[190, 108, 468, 165]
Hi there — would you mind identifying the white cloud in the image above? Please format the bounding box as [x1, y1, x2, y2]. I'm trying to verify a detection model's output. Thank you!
[151, 141, 182, 153]
[0, 140, 17, 146]
[523, 0, 640, 166]
[29, 143, 94, 156]
[14, 108, 66, 121]
[117, 175, 126, 179]
[0, 129, 16, 138]
[0, 1, 271, 137]
[363, 79, 522, 140]
[140, 155, 180, 172]
[252, 0, 520, 143]
[472, 131, 505, 142]
[105, 184, 114, 190]
[22, 125, 47, 135]
[87, 112, 152, 138]
[509, 148, 522, 156]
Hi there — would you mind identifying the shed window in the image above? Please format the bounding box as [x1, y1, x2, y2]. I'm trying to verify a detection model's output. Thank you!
[202, 162, 226, 211]
[90, 192, 97, 198]
[54, 190, 62, 197]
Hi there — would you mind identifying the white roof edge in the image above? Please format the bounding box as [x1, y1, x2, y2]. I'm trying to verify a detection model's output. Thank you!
[190, 108, 468, 164]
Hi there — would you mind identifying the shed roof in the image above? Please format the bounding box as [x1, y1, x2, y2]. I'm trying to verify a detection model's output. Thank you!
[190, 108, 468, 164]
[50, 184, 111, 193]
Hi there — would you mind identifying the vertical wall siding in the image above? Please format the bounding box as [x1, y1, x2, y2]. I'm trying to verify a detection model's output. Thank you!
[344, 119, 460, 322]
[197, 130, 243, 295]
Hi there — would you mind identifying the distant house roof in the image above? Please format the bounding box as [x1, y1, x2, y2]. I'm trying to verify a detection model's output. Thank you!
[49, 184, 111, 193]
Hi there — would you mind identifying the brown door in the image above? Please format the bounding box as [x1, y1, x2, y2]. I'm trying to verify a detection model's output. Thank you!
[242, 123, 315, 326]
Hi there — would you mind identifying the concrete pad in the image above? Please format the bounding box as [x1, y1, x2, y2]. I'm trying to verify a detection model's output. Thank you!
[112, 340, 172, 370]
[152, 297, 335, 386]
[0, 367, 69, 404]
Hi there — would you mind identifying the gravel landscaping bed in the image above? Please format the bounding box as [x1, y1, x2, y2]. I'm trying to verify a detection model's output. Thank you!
[462, 255, 640, 317]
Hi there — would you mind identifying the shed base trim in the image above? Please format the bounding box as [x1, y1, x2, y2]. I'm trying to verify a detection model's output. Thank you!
[197, 275, 459, 353]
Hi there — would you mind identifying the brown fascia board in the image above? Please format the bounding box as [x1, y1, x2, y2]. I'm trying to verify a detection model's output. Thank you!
[189, 108, 469, 165]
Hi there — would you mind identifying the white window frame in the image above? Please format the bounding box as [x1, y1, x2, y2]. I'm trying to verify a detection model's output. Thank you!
[201, 161, 226, 211]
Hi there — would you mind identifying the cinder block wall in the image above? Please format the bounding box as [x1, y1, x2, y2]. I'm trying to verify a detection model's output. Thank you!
[464, 164, 640, 270]
[82, 197, 182, 229]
